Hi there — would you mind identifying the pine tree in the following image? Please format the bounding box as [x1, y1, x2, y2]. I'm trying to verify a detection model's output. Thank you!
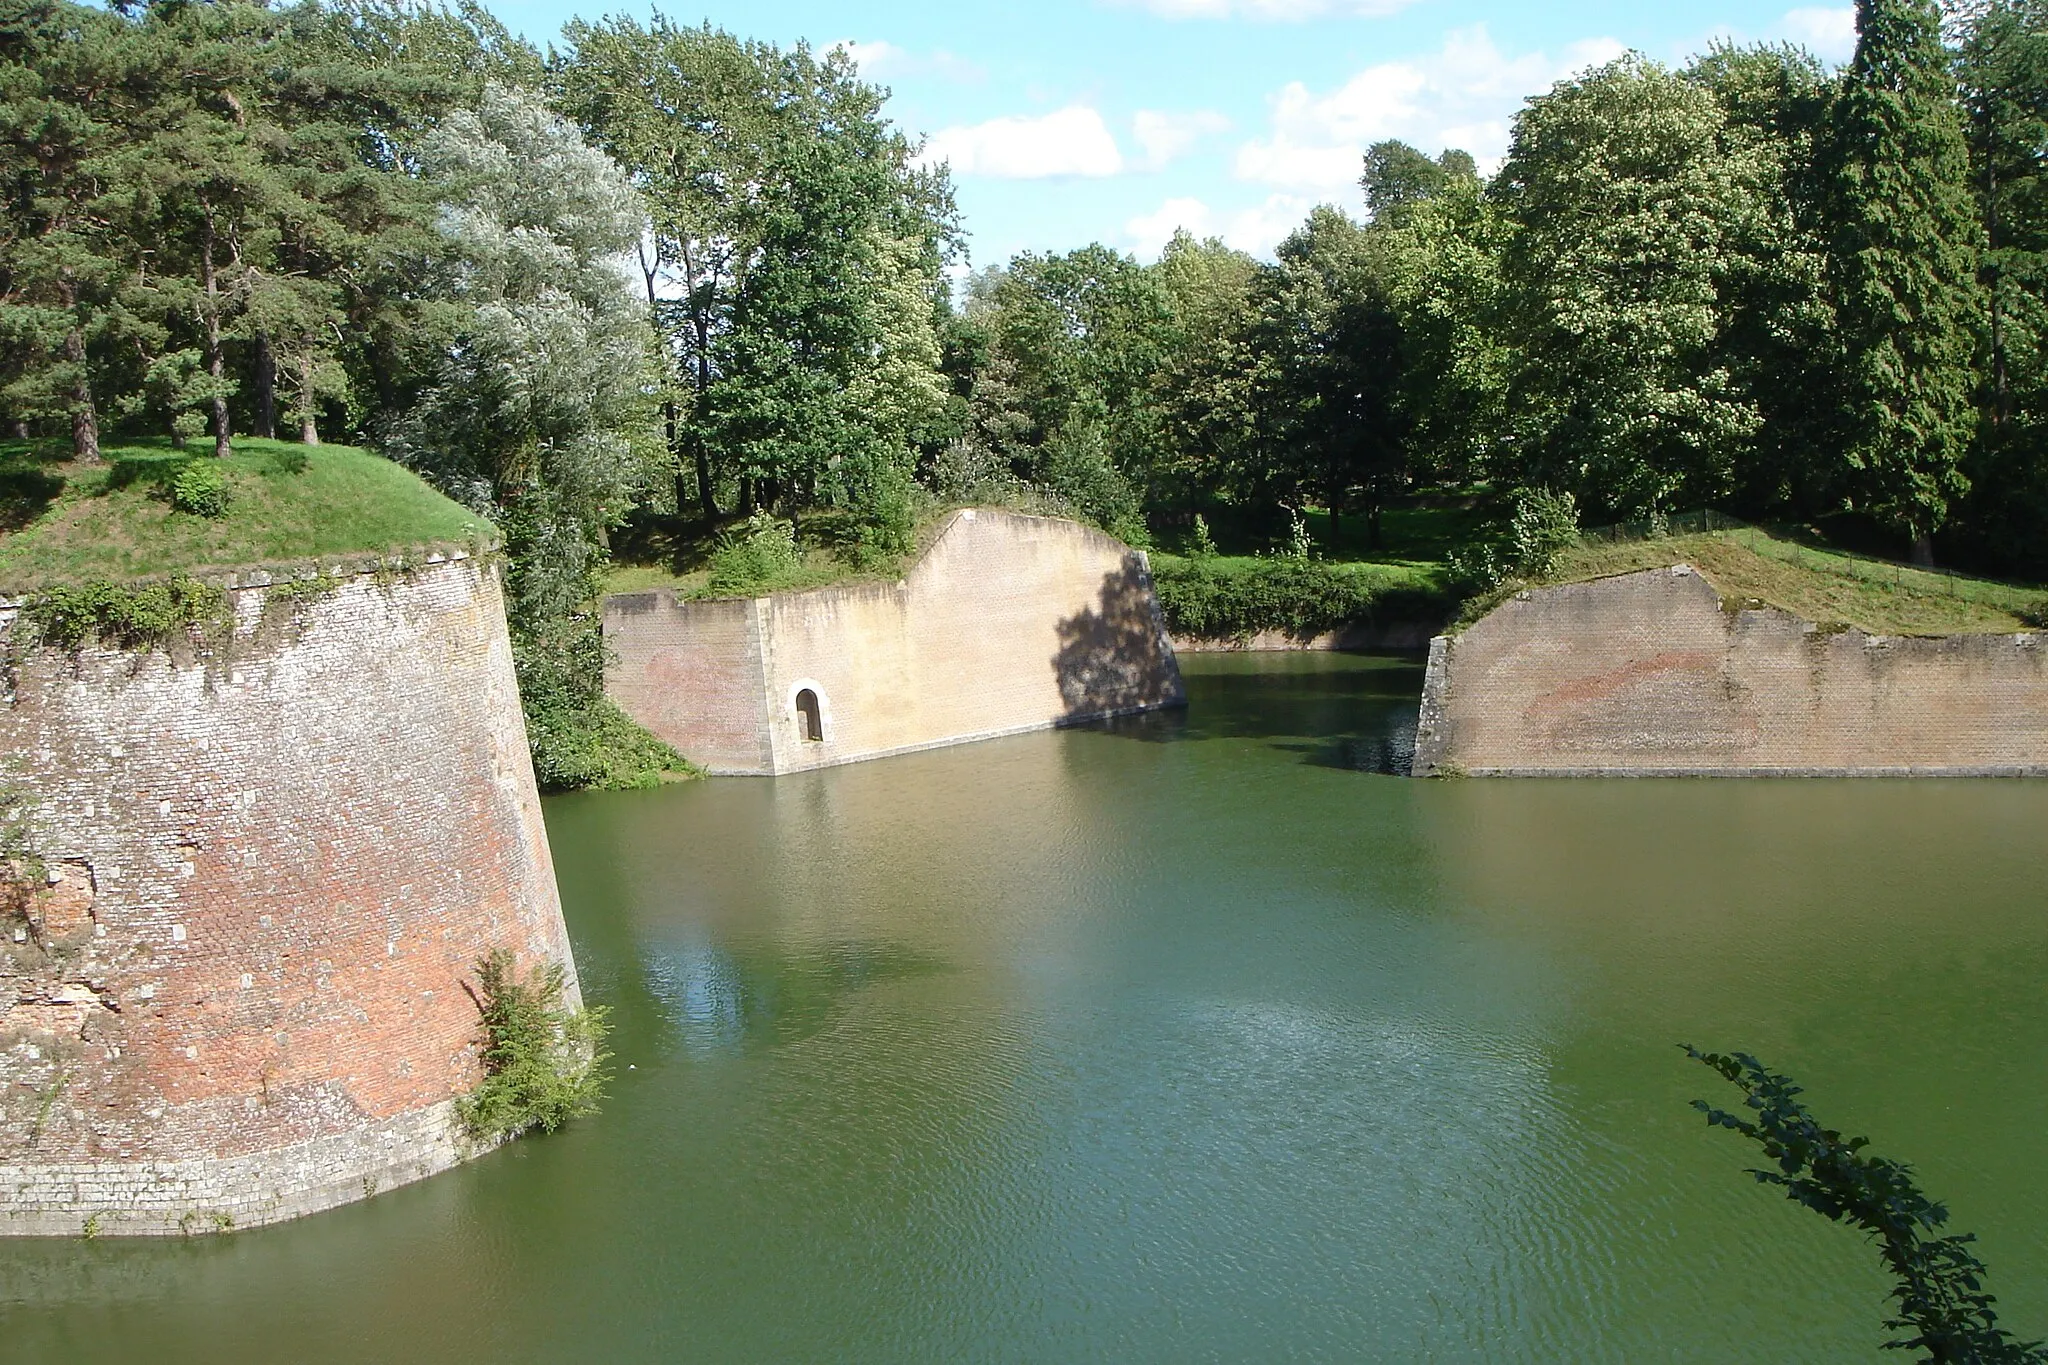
[1825, 0, 1985, 563]
[0, 1, 137, 461]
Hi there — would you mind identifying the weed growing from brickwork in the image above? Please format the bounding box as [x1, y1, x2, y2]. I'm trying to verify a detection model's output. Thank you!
[460, 949, 610, 1142]
[23, 577, 225, 650]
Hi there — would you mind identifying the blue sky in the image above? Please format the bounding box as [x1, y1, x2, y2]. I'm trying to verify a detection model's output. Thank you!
[492, 0, 1857, 267]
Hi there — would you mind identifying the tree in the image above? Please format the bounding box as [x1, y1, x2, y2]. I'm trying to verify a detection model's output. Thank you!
[553, 19, 956, 527]
[1823, 0, 1985, 563]
[1686, 44, 1841, 518]
[0, 0, 140, 460]
[1494, 55, 1765, 518]
[1242, 207, 1408, 544]
[387, 83, 662, 778]
[967, 244, 1169, 535]
[95, 0, 295, 458]
[1360, 140, 1475, 224]
[1689, 1047, 2047, 1364]
[1369, 159, 1507, 492]
[1954, 0, 2048, 575]
[1150, 230, 1259, 514]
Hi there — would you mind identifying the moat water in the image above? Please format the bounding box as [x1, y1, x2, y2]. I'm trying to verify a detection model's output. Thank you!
[6, 651, 2048, 1362]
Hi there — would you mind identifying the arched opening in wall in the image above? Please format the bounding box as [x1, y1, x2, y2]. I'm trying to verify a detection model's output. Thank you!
[795, 688, 824, 743]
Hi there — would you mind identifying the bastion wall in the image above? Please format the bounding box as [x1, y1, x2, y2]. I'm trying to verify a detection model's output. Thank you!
[0, 555, 576, 1235]
[1413, 565, 2048, 776]
[604, 509, 1186, 775]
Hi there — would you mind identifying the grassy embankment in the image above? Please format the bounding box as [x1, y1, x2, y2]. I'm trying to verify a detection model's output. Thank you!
[1520, 526, 2045, 637]
[606, 501, 1472, 644]
[605, 497, 1089, 600]
[0, 437, 489, 592]
[606, 505, 901, 599]
[609, 494, 2044, 640]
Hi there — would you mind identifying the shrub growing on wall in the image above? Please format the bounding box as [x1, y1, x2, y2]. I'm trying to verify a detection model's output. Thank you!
[460, 949, 610, 1142]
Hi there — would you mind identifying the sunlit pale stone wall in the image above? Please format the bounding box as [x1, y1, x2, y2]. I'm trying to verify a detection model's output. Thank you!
[0, 556, 575, 1234]
[1414, 565, 2048, 776]
[604, 509, 1186, 776]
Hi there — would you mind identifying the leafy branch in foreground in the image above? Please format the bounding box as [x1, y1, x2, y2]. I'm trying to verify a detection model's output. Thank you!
[460, 949, 610, 1142]
[1686, 1046, 2047, 1364]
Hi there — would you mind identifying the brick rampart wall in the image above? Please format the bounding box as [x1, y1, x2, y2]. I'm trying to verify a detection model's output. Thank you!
[1413, 565, 2048, 776]
[0, 556, 575, 1234]
[604, 510, 1186, 775]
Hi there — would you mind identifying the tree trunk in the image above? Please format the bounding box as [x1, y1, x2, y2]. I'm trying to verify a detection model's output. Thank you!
[298, 356, 319, 445]
[252, 331, 276, 439]
[1911, 532, 1935, 568]
[200, 205, 231, 459]
[693, 440, 717, 523]
[56, 277, 100, 463]
[64, 326, 99, 463]
[738, 476, 754, 515]
[1367, 499, 1384, 550]
[692, 328, 718, 521]
[10, 420, 28, 440]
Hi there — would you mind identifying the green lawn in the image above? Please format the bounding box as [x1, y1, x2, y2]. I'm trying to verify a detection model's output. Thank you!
[0, 438, 491, 592]
[1541, 528, 2044, 636]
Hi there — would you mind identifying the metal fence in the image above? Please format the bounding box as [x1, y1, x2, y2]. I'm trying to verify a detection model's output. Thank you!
[1576, 509, 2042, 612]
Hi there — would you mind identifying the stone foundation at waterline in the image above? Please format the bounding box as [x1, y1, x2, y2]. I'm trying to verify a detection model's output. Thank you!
[1413, 565, 2048, 777]
[0, 557, 577, 1235]
[604, 509, 1186, 776]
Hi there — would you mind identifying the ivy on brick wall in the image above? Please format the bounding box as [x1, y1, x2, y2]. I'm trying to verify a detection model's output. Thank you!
[23, 578, 225, 650]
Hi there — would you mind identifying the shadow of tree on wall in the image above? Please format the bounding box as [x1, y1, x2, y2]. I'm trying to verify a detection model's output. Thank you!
[1052, 556, 1186, 720]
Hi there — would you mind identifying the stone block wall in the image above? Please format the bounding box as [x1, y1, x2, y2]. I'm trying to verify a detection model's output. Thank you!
[604, 510, 1186, 775]
[1413, 565, 2048, 776]
[0, 555, 576, 1234]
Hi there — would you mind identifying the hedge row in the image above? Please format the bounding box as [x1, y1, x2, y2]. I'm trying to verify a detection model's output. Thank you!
[1152, 557, 1440, 639]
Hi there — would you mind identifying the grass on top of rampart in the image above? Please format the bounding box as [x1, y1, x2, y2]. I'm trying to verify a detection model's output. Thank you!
[0, 438, 491, 592]
[1535, 528, 2045, 637]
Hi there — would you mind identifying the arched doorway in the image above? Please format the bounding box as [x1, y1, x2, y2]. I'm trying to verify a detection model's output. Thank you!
[795, 688, 824, 743]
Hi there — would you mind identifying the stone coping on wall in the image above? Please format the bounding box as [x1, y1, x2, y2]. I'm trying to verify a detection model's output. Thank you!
[0, 543, 490, 612]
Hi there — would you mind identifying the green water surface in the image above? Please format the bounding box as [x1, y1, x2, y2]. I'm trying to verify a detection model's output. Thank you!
[4, 651, 2047, 1362]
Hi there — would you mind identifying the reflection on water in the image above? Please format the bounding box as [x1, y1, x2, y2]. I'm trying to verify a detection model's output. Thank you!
[1080, 650, 1424, 773]
[2, 650, 2046, 1364]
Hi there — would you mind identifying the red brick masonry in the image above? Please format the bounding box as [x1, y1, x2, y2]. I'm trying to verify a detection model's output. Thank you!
[1414, 565, 2048, 776]
[0, 556, 575, 1234]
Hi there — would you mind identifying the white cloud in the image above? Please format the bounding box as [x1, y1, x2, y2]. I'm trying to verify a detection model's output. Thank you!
[1132, 110, 1233, 170]
[1124, 192, 1314, 259]
[1233, 25, 1626, 193]
[1777, 7, 1856, 63]
[1124, 0, 1419, 19]
[830, 39, 984, 83]
[920, 106, 1124, 179]
[834, 39, 905, 72]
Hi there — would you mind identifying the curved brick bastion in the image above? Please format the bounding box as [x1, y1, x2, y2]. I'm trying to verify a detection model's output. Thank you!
[0, 555, 576, 1235]
[603, 509, 1185, 775]
[1414, 564, 2048, 776]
